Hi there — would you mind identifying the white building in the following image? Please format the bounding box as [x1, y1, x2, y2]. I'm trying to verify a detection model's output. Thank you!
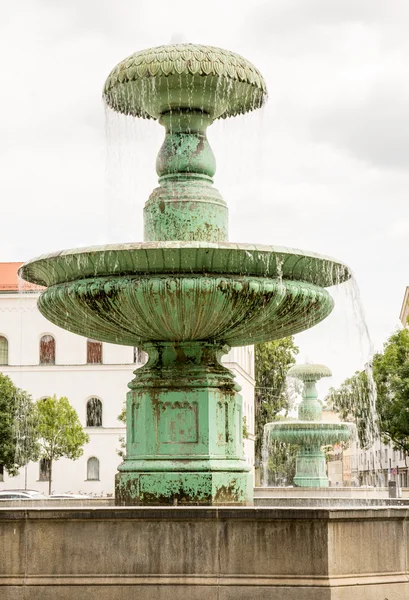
[0, 263, 255, 496]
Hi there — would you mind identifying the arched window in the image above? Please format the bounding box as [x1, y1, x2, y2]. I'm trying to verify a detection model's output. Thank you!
[87, 340, 102, 364]
[87, 457, 99, 481]
[86, 397, 102, 427]
[0, 336, 8, 365]
[39, 458, 51, 481]
[133, 347, 147, 364]
[40, 335, 55, 365]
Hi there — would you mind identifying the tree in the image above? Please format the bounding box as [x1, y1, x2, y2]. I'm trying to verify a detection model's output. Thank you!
[329, 329, 409, 453]
[35, 396, 89, 494]
[328, 368, 377, 449]
[255, 337, 299, 462]
[117, 402, 126, 459]
[373, 329, 409, 455]
[0, 373, 38, 476]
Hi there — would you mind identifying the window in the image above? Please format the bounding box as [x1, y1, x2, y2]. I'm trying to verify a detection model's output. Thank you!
[133, 347, 147, 364]
[0, 337, 8, 365]
[87, 457, 100, 481]
[0, 464, 3, 482]
[40, 335, 55, 364]
[39, 458, 51, 481]
[86, 397, 102, 427]
[87, 340, 102, 364]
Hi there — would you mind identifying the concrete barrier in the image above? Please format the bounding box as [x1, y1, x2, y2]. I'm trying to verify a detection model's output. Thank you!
[0, 506, 408, 599]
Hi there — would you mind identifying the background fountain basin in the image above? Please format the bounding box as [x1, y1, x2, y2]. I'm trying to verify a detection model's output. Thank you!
[266, 421, 354, 446]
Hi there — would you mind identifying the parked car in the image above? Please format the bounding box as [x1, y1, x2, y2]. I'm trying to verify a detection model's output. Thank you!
[0, 489, 47, 500]
[50, 493, 92, 499]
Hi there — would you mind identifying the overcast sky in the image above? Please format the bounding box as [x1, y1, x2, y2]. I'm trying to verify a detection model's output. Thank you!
[1, 1, 408, 393]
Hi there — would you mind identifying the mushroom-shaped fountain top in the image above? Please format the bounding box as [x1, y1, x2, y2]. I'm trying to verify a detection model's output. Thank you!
[287, 363, 332, 382]
[103, 43, 267, 119]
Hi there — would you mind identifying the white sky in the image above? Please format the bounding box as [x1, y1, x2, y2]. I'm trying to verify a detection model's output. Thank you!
[1, 0, 408, 394]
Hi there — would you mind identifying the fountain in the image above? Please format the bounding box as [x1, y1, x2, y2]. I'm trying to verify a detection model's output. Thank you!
[3, 44, 408, 599]
[20, 44, 350, 506]
[264, 363, 354, 488]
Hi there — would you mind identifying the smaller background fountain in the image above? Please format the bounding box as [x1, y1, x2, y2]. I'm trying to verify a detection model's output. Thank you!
[264, 363, 354, 487]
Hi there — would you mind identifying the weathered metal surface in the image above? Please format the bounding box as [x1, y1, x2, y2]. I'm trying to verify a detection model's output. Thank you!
[36, 275, 334, 347]
[103, 44, 267, 119]
[145, 111, 228, 242]
[115, 342, 251, 505]
[19, 242, 351, 288]
[267, 364, 353, 488]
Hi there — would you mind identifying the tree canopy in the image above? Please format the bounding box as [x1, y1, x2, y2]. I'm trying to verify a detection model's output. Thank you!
[373, 328, 409, 453]
[254, 337, 299, 462]
[36, 395, 89, 494]
[330, 328, 409, 452]
[0, 374, 38, 475]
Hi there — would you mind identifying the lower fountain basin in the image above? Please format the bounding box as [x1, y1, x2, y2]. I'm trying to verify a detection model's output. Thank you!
[267, 421, 354, 446]
[19, 242, 350, 346]
[35, 274, 333, 346]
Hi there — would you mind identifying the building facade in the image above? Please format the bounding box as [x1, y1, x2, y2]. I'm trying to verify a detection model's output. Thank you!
[0, 263, 255, 496]
[399, 286, 409, 328]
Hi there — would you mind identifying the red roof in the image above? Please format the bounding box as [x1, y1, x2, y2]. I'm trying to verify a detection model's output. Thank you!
[0, 262, 44, 292]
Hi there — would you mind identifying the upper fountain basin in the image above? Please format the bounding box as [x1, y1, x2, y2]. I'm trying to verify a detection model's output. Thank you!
[103, 44, 267, 119]
[288, 363, 332, 381]
[19, 242, 351, 347]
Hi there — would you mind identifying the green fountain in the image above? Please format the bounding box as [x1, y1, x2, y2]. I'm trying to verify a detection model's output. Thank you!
[265, 363, 354, 487]
[19, 44, 351, 505]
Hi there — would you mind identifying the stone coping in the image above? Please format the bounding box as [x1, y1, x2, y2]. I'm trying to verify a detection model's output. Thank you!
[20, 242, 351, 289]
[1, 505, 408, 521]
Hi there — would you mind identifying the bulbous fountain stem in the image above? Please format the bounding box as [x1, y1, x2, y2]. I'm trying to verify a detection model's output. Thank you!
[144, 110, 228, 242]
[298, 379, 322, 421]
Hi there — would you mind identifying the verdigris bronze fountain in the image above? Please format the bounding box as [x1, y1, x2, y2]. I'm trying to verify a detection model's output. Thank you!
[265, 363, 354, 487]
[20, 44, 351, 505]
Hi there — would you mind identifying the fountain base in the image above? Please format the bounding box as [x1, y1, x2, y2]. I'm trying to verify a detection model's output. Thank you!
[115, 342, 251, 505]
[115, 470, 252, 506]
[293, 447, 329, 488]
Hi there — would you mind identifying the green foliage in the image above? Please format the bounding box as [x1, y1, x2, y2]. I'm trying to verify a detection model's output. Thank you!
[36, 396, 89, 493]
[255, 337, 299, 462]
[117, 402, 126, 459]
[373, 328, 409, 454]
[267, 441, 299, 486]
[328, 369, 376, 448]
[0, 373, 39, 475]
[242, 416, 249, 441]
[330, 329, 409, 453]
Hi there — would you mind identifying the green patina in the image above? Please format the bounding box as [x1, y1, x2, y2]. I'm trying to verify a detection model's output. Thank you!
[19, 43, 352, 505]
[268, 364, 353, 488]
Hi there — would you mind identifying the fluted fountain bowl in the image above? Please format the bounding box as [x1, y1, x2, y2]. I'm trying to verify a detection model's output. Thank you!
[266, 421, 354, 446]
[19, 242, 351, 347]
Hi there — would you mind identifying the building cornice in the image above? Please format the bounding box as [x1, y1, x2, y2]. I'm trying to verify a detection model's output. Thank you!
[224, 361, 255, 387]
[399, 286, 409, 327]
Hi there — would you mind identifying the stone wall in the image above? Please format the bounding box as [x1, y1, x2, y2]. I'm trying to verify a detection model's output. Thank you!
[0, 506, 408, 599]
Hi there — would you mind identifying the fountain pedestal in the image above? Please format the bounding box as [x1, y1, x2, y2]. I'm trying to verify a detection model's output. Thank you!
[294, 447, 328, 487]
[115, 342, 251, 504]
